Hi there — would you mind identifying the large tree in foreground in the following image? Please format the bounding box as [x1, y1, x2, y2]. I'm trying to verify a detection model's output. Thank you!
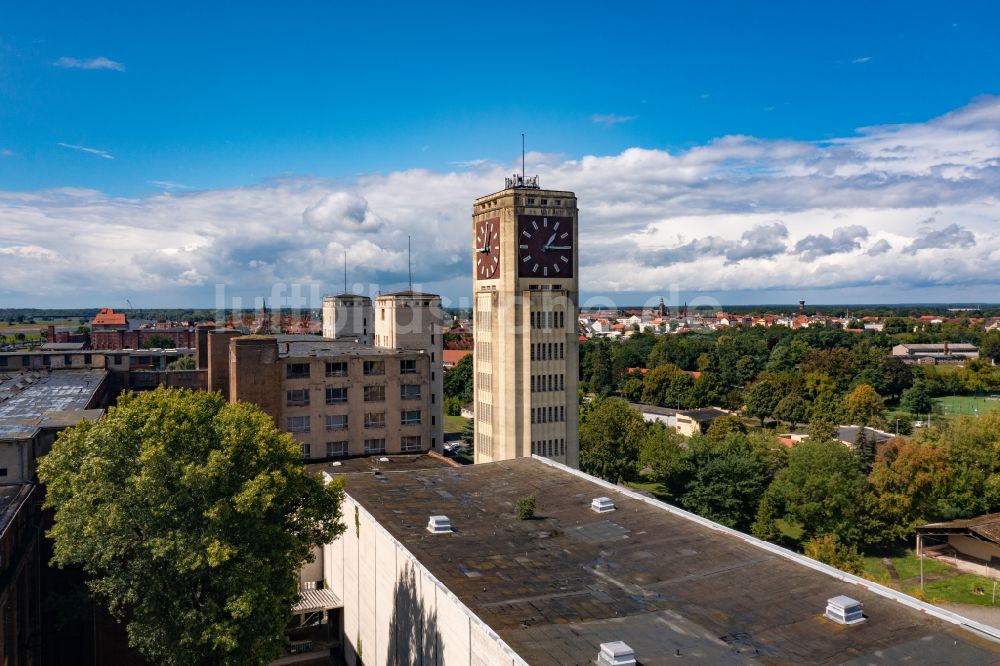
[39, 387, 345, 666]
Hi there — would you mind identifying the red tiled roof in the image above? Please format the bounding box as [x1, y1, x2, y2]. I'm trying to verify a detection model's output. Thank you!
[92, 307, 127, 326]
[442, 350, 472, 365]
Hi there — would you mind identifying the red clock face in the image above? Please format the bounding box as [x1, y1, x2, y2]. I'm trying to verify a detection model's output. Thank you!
[475, 218, 500, 280]
[517, 215, 573, 278]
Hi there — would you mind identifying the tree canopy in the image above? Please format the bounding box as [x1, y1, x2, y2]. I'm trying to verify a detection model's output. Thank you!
[39, 387, 345, 666]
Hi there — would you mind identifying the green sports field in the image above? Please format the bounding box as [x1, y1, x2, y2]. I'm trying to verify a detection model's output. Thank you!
[933, 395, 1000, 418]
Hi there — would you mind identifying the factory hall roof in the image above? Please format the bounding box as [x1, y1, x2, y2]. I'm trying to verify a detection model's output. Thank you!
[0, 369, 107, 440]
[342, 457, 1000, 665]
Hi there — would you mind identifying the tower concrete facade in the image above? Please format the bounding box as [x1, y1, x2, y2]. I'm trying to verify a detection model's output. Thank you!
[374, 292, 444, 451]
[322, 294, 373, 345]
[472, 175, 579, 467]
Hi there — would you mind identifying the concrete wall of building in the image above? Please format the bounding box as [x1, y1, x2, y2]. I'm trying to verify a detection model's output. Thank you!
[196, 324, 212, 369]
[327, 496, 523, 666]
[375, 294, 444, 451]
[323, 296, 373, 345]
[949, 535, 1000, 563]
[207, 330, 240, 399]
[129, 369, 207, 392]
[0, 443, 32, 485]
[229, 337, 283, 424]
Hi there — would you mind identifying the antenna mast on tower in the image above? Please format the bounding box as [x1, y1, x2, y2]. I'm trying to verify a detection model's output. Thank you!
[521, 133, 525, 182]
[343, 250, 348, 294]
[408, 235, 413, 292]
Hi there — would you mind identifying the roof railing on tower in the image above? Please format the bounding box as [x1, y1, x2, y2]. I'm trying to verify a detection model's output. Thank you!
[505, 173, 539, 189]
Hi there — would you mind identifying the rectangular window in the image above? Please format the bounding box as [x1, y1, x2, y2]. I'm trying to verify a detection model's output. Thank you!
[325, 361, 347, 377]
[401, 410, 421, 425]
[287, 416, 311, 433]
[286, 389, 310, 407]
[326, 386, 348, 405]
[325, 415, 348, 431]
[286, 363, 310, 379]
[84, 354, 92, 364]
[326, 441, 348, 458]
[364, 412, 385, 429]
[364, 438, 386, 454]
[363, 360, 385, 376]
[400, 435, 422, 452]
[300, 443, 311, 459]
[400, 359, 417, 374]
[0, 357, 6, 368]
[400, 384, 421, 400]
[364, 385, 386, 402]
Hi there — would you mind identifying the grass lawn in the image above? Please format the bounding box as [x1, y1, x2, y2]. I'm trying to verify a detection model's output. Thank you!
[863, 549, 1000, 606]
[443, 415, 469, 434]
[625, 478, 671, 501]
[933, 395, 1000, 418]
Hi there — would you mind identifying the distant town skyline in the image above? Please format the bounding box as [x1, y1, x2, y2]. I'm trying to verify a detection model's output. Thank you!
[2, 3, 999, 307]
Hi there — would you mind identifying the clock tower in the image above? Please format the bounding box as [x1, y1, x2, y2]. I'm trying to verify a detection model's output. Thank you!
[472, 174, 579, 467]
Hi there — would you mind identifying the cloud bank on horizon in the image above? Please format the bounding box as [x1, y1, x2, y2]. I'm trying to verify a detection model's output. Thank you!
[2, 96, 999, 308]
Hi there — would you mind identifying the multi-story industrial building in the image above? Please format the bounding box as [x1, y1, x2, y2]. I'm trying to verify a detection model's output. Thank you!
[207, 335, 434, 460]
[471, 175, 579, 466]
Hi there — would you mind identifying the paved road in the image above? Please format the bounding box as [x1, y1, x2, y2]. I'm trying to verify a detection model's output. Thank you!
[941, 602, 1000, 630]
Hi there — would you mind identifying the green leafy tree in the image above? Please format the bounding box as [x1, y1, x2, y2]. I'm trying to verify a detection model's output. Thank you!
[753, 439, 872, 546]
[141, 334, 177, 349]
[588, 341, 614, 395]
[39, 387, 345, 666]
[900, 381, 933, 416]
[844, 383, 886, 426]
[803, 534, 864, 575]
[680, 434, 773, 532]
[443, 354, 474, 404]
[641, 364, 693, 408]
[773, 394, 808, 429]
[868, 438, 952, 541]
[705, 414, 748, 440]
[743, 379, 781, 426]
[579, 397, 645, 482]
[514, 494, 537, 520]
[637, 422, 686, 494]
[444, 396, 462, 416]
[165, 356, 196, 371]
[619, 376, 645, 402]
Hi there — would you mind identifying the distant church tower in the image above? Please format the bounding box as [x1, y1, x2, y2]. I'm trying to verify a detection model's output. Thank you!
[472, 174, 579, 467]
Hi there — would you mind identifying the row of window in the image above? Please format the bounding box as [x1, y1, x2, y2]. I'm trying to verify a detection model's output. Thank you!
[300, 435, 424, 459]
[287, 359, 418, 379]
[287, 410, 426, 433]
[530, 342, 565, 361]
[531, 374, 565, 392]
[286, 384, 422, 407]
[531, 439, 566, 457]
[530, 311, 566, 329]
[531, 405, 566, 424]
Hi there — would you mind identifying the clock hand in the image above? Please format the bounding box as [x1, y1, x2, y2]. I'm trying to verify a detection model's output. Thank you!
[476, 245, 489, 253]
[542, 232, 557, 250]
[547, 245, 572, 250]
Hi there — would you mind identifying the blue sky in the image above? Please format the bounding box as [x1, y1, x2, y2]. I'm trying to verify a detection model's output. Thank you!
[1, 2, 999, 307]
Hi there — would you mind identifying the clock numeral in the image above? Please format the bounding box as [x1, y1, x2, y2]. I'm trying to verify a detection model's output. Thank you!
[543, 267, 548, 276]
[519, 244, 528, 249]
[532, 220, 538, 230]
[560, 232, 568, 239]
[554, 264, 560, 273]
[532, 263, 539, 273]
[543, 218, 548, 227]
[560, 256, 569, 263]
[522, 255, 532, 263]
[553, 222, 559, 231]
[522, 231, 531, 238]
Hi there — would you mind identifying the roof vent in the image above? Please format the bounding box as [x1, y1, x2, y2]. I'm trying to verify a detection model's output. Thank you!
[591, 497, 616, 513]
[330, 461, 342, 467]
[597, 641, 636, 666]
[427, 515, 452, 534]
[379, 457, 389, 462]
[825, 595, 865, 625]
